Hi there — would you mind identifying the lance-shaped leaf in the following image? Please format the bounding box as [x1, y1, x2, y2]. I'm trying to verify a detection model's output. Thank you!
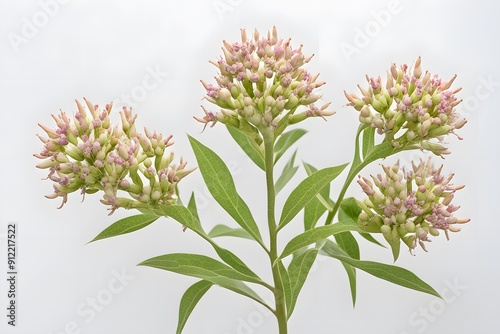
[341, 261, 357, 307]
[189, 135, 262, 243]
[278, 163, 349, 231]
[226, 126, 265, 171]
[361, 126, 376, 160]
[156, 205, 205, 235]
[303, 163, 332, 231]
[187, 192, 201, 223]
[208, 224, 254, 240]
[286, 247, 319, 317]
[364, 141, 398, 165]
[89, 213, 159, 243]
[176, 280, 213, 334]
[275, 150, 299, 194]
[321, 241, 441, 298]
[336, 199, 360, 260]
[274, 129, 307, 164]
[278, 262, 292, 316]
[139, 253, 267, 304]
[278, 223, 361, 261]
[158, 205, 260, 279]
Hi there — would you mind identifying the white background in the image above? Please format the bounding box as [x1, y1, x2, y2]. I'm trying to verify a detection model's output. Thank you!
[0, 0, 498, 333]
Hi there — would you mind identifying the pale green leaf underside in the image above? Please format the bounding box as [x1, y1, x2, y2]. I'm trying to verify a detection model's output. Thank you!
[208, 224, 254, 240]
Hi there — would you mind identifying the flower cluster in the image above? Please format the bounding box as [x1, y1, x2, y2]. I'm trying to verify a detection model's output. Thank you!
[345, 57, 466, 157]
[195, 26, 333, 137]
[356, 158, 469, 259]
[35, 98, 193, 214]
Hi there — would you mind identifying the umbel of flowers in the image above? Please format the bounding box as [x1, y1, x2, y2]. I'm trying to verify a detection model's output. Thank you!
[344, 57, 466, 157]
[356, 158, 469, 260]
[195, 26, 333, 139]
[34, 98, 193, 214]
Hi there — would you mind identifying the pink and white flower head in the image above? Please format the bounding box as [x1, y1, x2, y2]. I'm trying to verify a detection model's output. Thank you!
[35, 98, 193, 214]
[345, 57, 466, 157]
[195, 26, 334, 138]
[356, 158, 469, 260]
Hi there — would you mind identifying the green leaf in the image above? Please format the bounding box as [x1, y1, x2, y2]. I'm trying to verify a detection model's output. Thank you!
[335, 198, 361, 260]
[339, 197, 362, 221]
[278, 262, 292, 317]
[187, 192, 200, 223]
[340, 261, 357, 307]
[304, 195, 329, 231]
[156, 205, 205, 235]
[361, 126, 376, 160]
[89, 213, 159, 243]
[158, 205, 259, 278]
[352, 124, 366, 167]
[208, 224, 254, 240]
[359, 232, 386, 248]
[139, 253, 267, 304]
[278, 163, 349, 231]
[286, 247, 319, 317]
[210, 245, 261, 280]
[189, 136, 262, 243]
[176, 280, 213, 334]
[275, 150, 299, 194]
[274, 129, 307, 164]
[155, 205, 259, 278]
[303, 162, 333, 211]
[364, 141, 397, 164]
[303, 163, 332, 231]
[340, 197, 385, 248]
[129, 165, 143, 188]
[334, 232, 359, 260]
[387, 232, 402, 262]
[227, 126, 265, 171]
[321, 241, 441, 298]
[278, 223, 361, 261]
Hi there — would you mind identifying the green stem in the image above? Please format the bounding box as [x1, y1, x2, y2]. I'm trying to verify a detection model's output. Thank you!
[325, 139, 411, 225]
[324, 160, 369, 225]
[263, 129, 288, 334]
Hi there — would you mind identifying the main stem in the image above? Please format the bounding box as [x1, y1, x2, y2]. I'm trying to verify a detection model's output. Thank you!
[263, 130, 288, 334]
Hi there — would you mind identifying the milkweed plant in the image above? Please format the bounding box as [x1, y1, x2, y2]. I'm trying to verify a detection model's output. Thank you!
[35, 27, 469, 333]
